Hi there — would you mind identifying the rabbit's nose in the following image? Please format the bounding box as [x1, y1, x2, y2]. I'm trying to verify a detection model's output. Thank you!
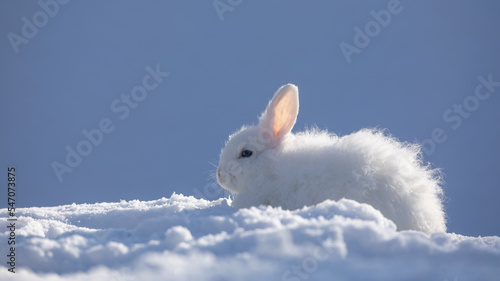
[217, 167, 221, 181]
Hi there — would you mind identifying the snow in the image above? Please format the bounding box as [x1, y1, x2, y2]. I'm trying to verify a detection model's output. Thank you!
[2, 193, 499, 280]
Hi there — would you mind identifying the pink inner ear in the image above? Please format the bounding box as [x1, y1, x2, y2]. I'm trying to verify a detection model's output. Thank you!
[272, 92, 297, 137]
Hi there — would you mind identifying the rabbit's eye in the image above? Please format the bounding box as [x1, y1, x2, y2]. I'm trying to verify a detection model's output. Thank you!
[240, 150, 253, 158]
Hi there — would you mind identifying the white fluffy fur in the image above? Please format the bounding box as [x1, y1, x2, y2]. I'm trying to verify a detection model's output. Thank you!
[217, 84, 446, 234]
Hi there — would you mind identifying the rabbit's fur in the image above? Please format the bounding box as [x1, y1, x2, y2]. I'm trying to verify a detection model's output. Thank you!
[217, 84, 446, 233]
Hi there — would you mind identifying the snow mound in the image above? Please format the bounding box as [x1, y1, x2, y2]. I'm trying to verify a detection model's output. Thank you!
[1, 193, 499, 280]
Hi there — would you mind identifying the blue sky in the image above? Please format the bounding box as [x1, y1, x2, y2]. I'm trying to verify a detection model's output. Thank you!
[1, 0, 499, 236]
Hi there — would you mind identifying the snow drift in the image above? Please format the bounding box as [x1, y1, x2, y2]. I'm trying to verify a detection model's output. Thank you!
[1, 193, 499, 280]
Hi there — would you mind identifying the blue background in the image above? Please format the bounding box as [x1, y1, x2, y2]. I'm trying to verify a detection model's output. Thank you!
[1, 0, 499, 236]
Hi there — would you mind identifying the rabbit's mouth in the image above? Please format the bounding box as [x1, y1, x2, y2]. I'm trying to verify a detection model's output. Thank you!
[216, 167, 229, 189]
[217, 167, 240, 193]
[217, 167, 222, 182]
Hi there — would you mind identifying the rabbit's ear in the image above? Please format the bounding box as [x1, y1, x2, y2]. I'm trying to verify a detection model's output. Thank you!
[259, 84, 299, 144]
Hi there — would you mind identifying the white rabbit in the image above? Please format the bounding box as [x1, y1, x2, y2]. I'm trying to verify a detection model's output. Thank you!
[217, 84, 446, 233]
